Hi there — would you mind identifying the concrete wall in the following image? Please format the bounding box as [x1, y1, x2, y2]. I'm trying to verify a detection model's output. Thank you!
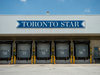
[91, 40, 100, 57]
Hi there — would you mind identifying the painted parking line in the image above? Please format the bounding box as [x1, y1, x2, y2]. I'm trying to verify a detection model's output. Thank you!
[74, 64, 83, 67]
[21, 65, 28, 68]
[50, 64, 52, 67]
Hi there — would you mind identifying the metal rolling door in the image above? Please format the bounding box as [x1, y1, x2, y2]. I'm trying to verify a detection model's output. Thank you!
[75, 44, 88, 57]
[94, 47, 99, 58]
[0, 44, 11, 58]
[17, 44, 31, 58]
[37, 43, 50, 58]
[56, 43, 69, 57]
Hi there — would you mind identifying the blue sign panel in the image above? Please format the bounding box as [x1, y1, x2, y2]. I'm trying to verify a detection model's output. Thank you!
[17, 20, 85, 28]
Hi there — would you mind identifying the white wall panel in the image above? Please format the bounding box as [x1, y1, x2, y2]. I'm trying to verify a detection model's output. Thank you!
[0, 15, 100, 34]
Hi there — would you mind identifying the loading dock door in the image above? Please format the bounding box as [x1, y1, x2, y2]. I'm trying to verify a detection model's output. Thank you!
[17, 44, 31, 58]
[94, 47, 99, 58]
[75, 44, 88, 57]
[37, 43, 50, 58]
[56, 43, 69, 57]
[0, 44, 11, 58]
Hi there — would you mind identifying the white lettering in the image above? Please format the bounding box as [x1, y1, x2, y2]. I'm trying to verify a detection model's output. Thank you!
[22, 22, 26, 27]
[35, 22, 37, 27]
[77, 22, 79, 27]
[43, 22, 47, 27]
[35, 22, 39, 27]
[26, 22, 29, 27]
[40, 22, 43, 27]
[32, 22, 34, 27]
[64, 22, 69, 27]
[29, 22, 33, 27]
[48, 22, 52, 27]
[75, 22, 76, 27]
[37, 22, 39, 27]
[61, 22, 65, 27]
[70, 22, 74, 27]
[52, 22, 58, 27]
[52, 22, 55, 26]
[20, 21, 81, 28]
[56, 22, 58, 27]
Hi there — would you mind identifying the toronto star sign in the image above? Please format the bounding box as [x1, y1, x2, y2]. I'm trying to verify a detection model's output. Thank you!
[17, 20, 85, 28]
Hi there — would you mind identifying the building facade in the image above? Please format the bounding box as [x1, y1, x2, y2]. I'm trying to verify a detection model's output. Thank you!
[0, 15, 100, 64]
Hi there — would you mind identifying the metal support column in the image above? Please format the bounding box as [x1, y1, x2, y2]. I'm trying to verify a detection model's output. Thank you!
[73, 56, 75, 64]
[90, 46, 92, 63]
[72, 40, 75, 64]
[31, 56, 33, 64]
[51, 47, 54, 64]
[33, 41, 36, 64]
[54, 55, 55, 64]
[33, 47, 36, 64]
[11, 56, 13, 64]
[11, 41, 16, 64]
[51, 40, 55, 64]
[11, 41, 14, 64]
[13, 47, 16, 64]
[70, 47, 73, 64]
[31, 41, 33, 64]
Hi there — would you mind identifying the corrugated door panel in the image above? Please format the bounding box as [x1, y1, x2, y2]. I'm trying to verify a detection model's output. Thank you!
[75, 44, 88, 57]
[94, 47, 99, 57]
[37, 43, 50, 57]
[0, 44, 11, 58]
[17, 44, 31, 58]
[56, 43, 69, 57]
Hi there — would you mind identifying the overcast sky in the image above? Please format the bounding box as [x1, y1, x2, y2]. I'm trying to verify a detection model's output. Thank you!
[0, 0, 100, 15]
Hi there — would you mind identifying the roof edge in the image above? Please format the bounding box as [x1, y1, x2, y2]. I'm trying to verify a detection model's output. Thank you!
[0, 14, 100, 16]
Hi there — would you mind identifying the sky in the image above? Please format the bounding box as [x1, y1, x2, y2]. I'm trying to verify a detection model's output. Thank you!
[0, 0, 100, 15]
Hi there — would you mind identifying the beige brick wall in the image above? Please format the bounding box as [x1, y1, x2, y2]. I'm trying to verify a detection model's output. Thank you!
[90, 40, 100, 56]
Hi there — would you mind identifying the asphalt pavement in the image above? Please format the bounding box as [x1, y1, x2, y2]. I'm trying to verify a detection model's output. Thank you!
[0, 64, 100, 75]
